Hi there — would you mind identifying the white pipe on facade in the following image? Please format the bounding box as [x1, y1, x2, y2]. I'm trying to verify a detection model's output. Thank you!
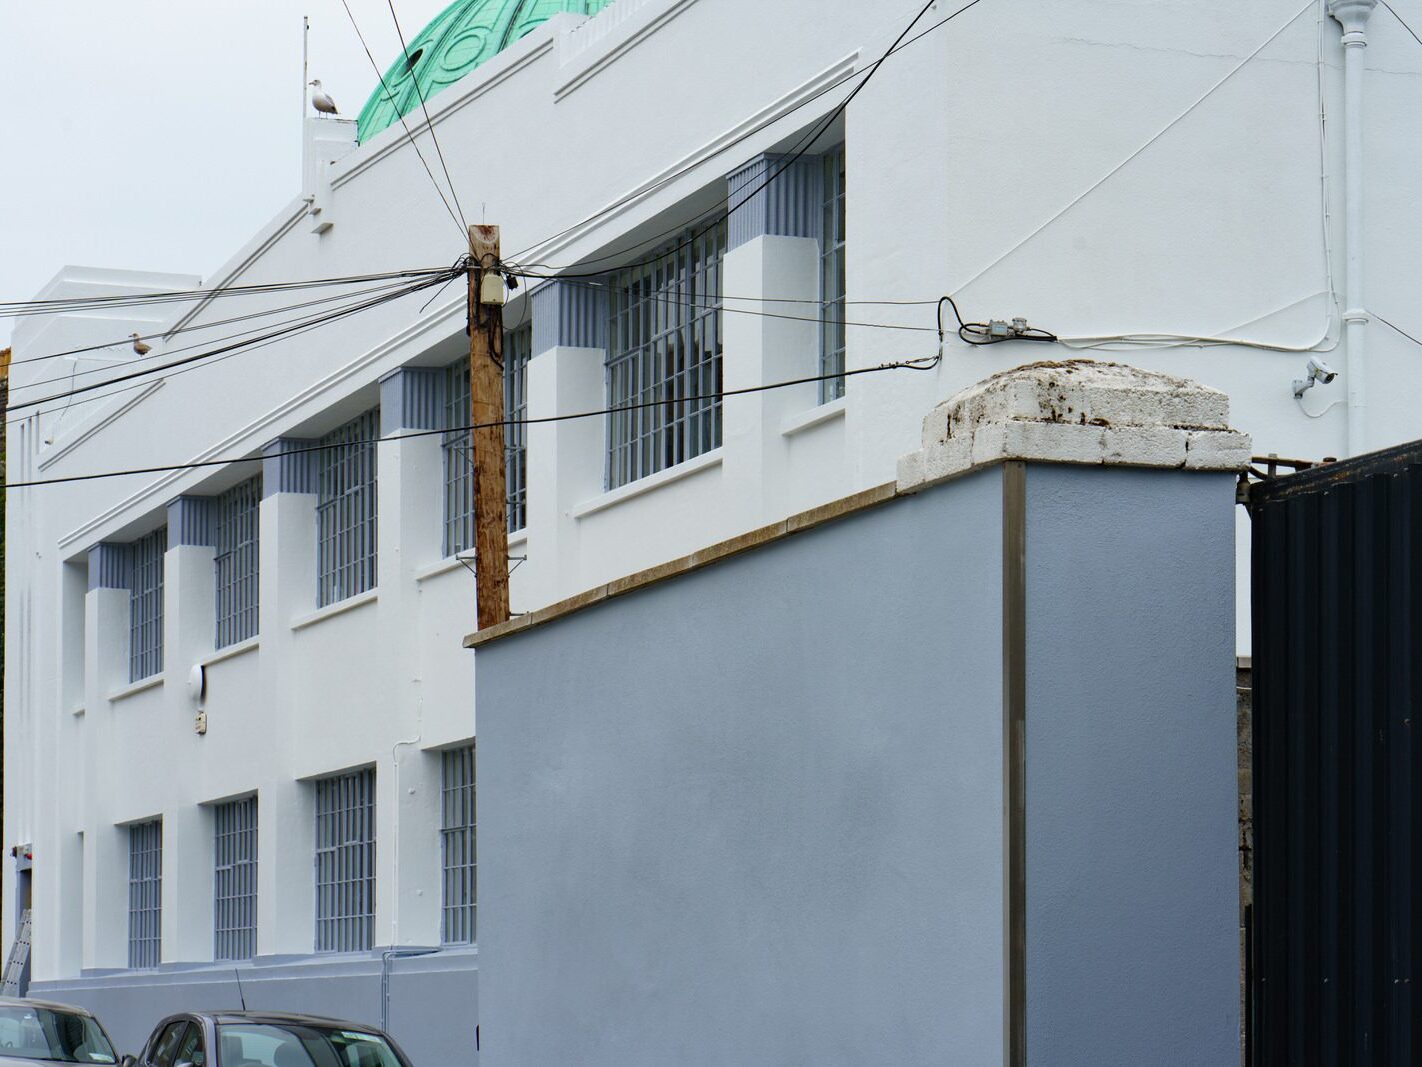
[1329, 0, 1377, 456]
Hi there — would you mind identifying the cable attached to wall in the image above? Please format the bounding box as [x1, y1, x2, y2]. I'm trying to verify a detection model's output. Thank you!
[939, 295, 1057, 347]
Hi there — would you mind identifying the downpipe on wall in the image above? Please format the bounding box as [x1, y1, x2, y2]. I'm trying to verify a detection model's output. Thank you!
[1328, 0, 1377, 456]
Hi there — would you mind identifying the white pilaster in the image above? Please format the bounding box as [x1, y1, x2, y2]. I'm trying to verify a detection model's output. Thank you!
[382, 746, 442, 949]
[256, 779, 314, 956]
[257, 444, 318, 955]
[86, 586, 129, 704]
[82, 572, 130, 970]
[376, 371, 447, 948]
[525, 345, 605, 608]
[721, 233, 822, 518]
[84, 825, 127, 971]
[162, 805, 212, 963]
[164, 544, 216, 707]
[53, 830, 83, 978]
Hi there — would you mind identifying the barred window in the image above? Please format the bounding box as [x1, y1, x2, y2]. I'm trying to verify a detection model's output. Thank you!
[606, 221, 726, 489]
[214, 796, 258, 961]
[440, 745, 477, 945]
[314, 768, 375, 953]
[443, 362, 473, 557]
[443, 326, 533, 556]
[504, 327, 532, 534]
[820, 146, 847, 402]
[129, 529, 166, 682]
[128, 819, 162, 969]
[316, 411, 378, 608]
[215, 477, 261, 648]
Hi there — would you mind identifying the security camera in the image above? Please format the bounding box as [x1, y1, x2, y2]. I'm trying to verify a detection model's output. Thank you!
[1294, 357, 1338, 398]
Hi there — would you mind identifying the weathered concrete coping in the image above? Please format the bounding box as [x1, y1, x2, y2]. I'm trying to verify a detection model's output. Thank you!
[465, 359, 1252, 649]
[898, 358, 1252, 492]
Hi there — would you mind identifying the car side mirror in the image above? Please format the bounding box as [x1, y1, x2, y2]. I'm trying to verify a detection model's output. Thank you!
[120, 1057, 138, 1067]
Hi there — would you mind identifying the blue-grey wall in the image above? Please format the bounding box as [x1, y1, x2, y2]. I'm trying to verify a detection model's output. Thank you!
[1023, 466, 1239, 1064]
[33, 949, 478, 1065]
[475, 470, 1006, 1066]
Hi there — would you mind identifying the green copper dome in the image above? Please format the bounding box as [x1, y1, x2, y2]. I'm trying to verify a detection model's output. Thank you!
[356, 0, 614, 142]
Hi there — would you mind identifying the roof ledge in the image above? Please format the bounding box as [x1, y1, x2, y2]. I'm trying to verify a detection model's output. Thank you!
[897, 359, 1252, 491]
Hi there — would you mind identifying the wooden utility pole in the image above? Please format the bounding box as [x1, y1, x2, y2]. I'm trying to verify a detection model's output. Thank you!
[468, 225, 510, 628]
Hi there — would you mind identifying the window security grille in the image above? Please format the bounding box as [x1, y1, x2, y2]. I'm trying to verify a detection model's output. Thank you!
[443, 326, 533, 556]
[440, 745, 477, 944]
[129, 529, 167, 682]
[128, 819, 162, 969]
[215, 477, 261, 648]
[443, 362, 473, 558]
[214, 796, 258, 961]
[606, 221, 726, 489]
[505, 328, 532, 534]
[316, 411, 378, 608]
[314, 768, 375, 953]
[820, 146, 847, 402]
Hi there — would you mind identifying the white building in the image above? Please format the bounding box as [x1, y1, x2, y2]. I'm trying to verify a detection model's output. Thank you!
[5, 0, 1421, 1058]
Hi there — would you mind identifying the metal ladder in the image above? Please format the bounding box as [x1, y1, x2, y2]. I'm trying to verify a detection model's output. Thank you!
[1, 910, 32, 996]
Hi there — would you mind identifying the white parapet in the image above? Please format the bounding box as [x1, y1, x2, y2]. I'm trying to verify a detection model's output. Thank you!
[897, 359, 1253, 492]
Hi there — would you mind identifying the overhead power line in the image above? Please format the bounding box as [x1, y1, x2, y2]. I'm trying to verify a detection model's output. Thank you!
[4, 0, 979, 327]
[1376, 311, 1422, 349]
[12, 294, 941, 426]
[16, 283, 942, 373]
[7, 352, 941, 490]
[7, 269, 463, 414]
[338, 0, 469, 242]
[384, 0, 470, 233]
[1379, 0, 1422, 49]
[12, 279, 949, 422]
[0, 267, 457, 318]
[8, 275, 438, 378]
[503, 0, 987, 278]
[557, 281, 940, 333]
[8, 278, 459, 425]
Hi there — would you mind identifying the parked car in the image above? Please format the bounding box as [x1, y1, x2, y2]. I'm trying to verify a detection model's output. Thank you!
[124, 1012, 413, 1067]
[0, 995, 121, 1065]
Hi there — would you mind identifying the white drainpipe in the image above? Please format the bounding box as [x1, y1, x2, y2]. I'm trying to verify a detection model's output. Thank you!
[1329, 0, 1378, 456]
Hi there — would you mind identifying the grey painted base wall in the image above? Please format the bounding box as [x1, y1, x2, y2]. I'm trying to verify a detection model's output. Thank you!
[473, 462, 1240, 1065]
[1023, 467, 1240, 1065]
[31, 948, 477, 1066]
[475, 469, 1007, 1066]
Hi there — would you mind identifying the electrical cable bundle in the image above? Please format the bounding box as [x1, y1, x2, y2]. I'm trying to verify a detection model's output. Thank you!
[939, 295, 1057, 347]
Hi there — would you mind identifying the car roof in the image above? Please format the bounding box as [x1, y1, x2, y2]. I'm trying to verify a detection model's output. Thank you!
[190, 1010, 387, 1031]
[0, 995, 99, 1018]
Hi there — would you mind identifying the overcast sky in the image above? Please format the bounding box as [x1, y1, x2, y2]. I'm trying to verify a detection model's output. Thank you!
[0, 0, 452, 349]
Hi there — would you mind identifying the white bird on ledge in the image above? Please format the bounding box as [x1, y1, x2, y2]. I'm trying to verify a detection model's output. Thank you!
[309, 79, 338, 116]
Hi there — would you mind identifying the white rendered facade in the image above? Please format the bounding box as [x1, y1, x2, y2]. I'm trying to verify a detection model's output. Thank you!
[6, 0, 1422, 1050]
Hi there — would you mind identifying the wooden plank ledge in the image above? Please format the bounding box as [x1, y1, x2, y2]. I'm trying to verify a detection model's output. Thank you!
[464, 481, 898, 649]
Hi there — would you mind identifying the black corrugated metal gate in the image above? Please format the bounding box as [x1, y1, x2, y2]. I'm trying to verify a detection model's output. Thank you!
[1248, 440, 1421, 1065]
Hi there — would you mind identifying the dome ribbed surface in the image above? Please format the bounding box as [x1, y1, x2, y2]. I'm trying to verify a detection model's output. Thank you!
[357, 0, 613, 142]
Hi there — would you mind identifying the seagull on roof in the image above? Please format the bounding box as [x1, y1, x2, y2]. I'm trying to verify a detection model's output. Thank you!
[129, 333, 151, 356]
[309, 79, 338, 116]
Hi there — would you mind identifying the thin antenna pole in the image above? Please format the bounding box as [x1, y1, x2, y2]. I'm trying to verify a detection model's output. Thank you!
[302, 16, 310, 121]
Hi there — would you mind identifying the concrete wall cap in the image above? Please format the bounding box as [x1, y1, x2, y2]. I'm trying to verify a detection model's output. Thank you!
[900, 359, 1251, 491]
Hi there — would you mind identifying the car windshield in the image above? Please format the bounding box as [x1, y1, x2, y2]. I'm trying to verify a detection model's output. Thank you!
[213, 1025, 405, 1067]
[0, 1004, 117, 1064]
